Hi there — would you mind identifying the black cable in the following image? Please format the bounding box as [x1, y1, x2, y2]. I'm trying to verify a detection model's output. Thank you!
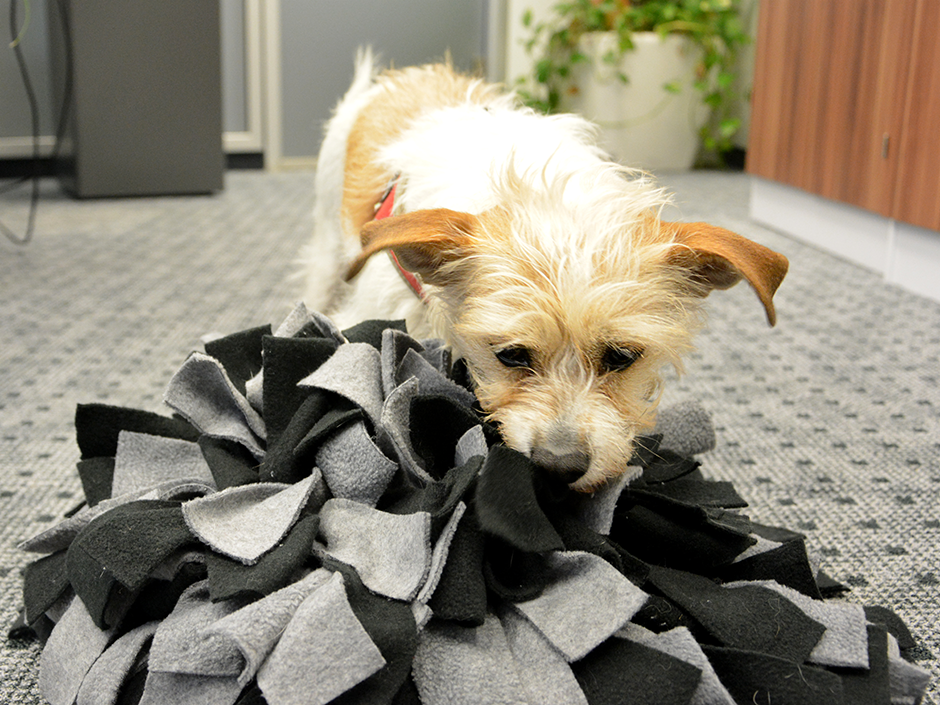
[0, 0, 40, 244]
[1, 0, 73, 245]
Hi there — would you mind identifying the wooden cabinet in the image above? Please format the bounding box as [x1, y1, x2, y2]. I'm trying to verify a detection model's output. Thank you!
[747, 0, 940, 232]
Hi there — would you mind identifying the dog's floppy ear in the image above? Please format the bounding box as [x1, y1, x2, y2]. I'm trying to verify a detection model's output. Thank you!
[664, 221, 789, 326]
[345, 208, 478, 284]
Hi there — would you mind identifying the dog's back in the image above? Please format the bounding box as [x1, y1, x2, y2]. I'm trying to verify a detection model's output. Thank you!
[303, 53, 503, 315]
[340, 61, 505, 236]
[303, 52, 627, 330]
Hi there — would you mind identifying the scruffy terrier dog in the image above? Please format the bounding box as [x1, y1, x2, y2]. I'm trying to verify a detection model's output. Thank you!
[302, 52, 788, 492]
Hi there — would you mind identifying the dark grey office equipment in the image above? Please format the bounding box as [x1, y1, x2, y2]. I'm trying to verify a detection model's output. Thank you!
[47, 0, 224, 197]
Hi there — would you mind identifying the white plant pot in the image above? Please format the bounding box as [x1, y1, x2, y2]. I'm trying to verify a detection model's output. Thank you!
[564, 31, 707, 171]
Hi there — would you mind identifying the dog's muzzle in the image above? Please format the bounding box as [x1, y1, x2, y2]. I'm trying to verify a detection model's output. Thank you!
[531, 447, 591, 483]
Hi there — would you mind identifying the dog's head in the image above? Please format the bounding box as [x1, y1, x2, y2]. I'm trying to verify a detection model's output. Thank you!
[345, 173, 788, 491]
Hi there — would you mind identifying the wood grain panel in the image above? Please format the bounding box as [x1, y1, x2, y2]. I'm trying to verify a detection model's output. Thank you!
[892, 0, 940, 231]
[747, 0, 804, 185]
[784, 0, 830, 193]
[747, 0, 893, 211]
[817, 0, 888, 207]
[863, 0, 918, 219]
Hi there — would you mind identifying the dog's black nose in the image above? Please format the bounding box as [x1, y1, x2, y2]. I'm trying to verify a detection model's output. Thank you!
[531, 448, 590, 483]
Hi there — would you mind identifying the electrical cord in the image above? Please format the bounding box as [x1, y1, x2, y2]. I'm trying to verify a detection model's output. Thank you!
[1, 0, 72, 246]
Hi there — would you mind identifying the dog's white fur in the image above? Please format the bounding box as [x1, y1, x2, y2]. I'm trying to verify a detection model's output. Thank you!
[301, 51, 788, 491]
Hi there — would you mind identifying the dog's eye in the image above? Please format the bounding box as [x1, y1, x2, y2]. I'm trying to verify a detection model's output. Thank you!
[494, 346, 533, 370]
[601, 346, 642, 373]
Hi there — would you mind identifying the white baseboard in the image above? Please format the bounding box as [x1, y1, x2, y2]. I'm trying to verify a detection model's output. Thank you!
[0, 136, 56, 159]
[749, 177, 940, 304]
[0, 133, 261, 159]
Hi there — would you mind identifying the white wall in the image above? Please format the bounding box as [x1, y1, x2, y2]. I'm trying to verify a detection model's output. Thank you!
[751, 177, 940, 304]
[504, 0, 553, 85]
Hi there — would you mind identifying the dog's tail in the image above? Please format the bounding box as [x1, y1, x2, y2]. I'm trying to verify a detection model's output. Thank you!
[313, 46, 379, 225]
[350, 46, 379, 97]
[301, 48, 381, 311]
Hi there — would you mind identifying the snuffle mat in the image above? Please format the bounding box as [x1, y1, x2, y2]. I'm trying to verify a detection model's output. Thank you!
[10, 303, 931, 705]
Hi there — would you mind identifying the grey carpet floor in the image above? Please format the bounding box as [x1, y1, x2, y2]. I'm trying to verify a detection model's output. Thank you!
[1, 169, 938, 703]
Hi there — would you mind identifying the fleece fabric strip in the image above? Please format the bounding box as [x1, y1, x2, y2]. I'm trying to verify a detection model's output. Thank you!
[205, 514, 321, 603]
[164, 352, 266, 458]
[258, 335, 338, 446]
[255, 572, 386, 705]
[727, 579, 869, 668]
[182, 473, 323, 564]
[498, 606, 588, 705]
[39, 597, 116, 705]
[617, 623, 736, 705]
[112, 431, 215, 497]
[510, 551, 647, 661]
[147, 581, 245, 677]
[203, 324, 270, 396]
[75, 620, 158, 705]
[315, 421, 397, 505]
[412, 615, 530, 705]
[318, 498, 432, 602]
[205, 568, 334, 686]
[298, 342, 384, 427]
[74, 403, 200, 460]
[571, 636, 702, 705]
[12, 306, 931, 705]
[66, 500, 196, 629]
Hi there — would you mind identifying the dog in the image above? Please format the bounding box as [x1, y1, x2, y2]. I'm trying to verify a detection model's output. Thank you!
[301, 51, 788, 492]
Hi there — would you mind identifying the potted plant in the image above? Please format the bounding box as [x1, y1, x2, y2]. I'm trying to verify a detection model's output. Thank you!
[519, 0, 749, 169]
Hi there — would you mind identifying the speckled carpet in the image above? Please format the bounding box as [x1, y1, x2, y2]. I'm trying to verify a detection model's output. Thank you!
[1, 169, 937, 704]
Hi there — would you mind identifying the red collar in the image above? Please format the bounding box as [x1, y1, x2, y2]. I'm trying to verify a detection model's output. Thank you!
[374, 178, 426, 301]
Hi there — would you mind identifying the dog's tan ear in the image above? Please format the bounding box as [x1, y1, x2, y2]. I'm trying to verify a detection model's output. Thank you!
[664, 221, 789, 326]
[345, 208, 478, 284]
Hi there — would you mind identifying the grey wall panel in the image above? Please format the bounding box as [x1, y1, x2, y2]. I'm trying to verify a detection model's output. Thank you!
[1, 0, 57, 141]
[279, 0, 487, 159]
[220, 0, 247, 134]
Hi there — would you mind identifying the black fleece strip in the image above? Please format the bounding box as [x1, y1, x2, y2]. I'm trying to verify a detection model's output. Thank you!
[260, 335, 338, 448]
[702, 645, 845, 705]
[835, 625, 891, 705]
[76, 457, 115, 506]
[198, 436, 260, 490]
[67, 500, 194, 628]
[572, 637, 701, 705]
[717, 537, 822, 599]
[203, 324, 271, 395]
[75, 403, 199, 459]
[343, 319, 408, 348]
[22, 550, 70, 625]
[474, 445, 564, 553]
[205, 513, 320, 602]
[648, 565, 827, 663]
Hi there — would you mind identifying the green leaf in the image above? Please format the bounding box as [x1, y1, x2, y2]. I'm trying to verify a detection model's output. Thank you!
[522, 8, 533, 28]
[568, 51, 587, 65]
[719, 118, 741, 137]
[663, 80, 682, 94]
[536, 59, 554, 84]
